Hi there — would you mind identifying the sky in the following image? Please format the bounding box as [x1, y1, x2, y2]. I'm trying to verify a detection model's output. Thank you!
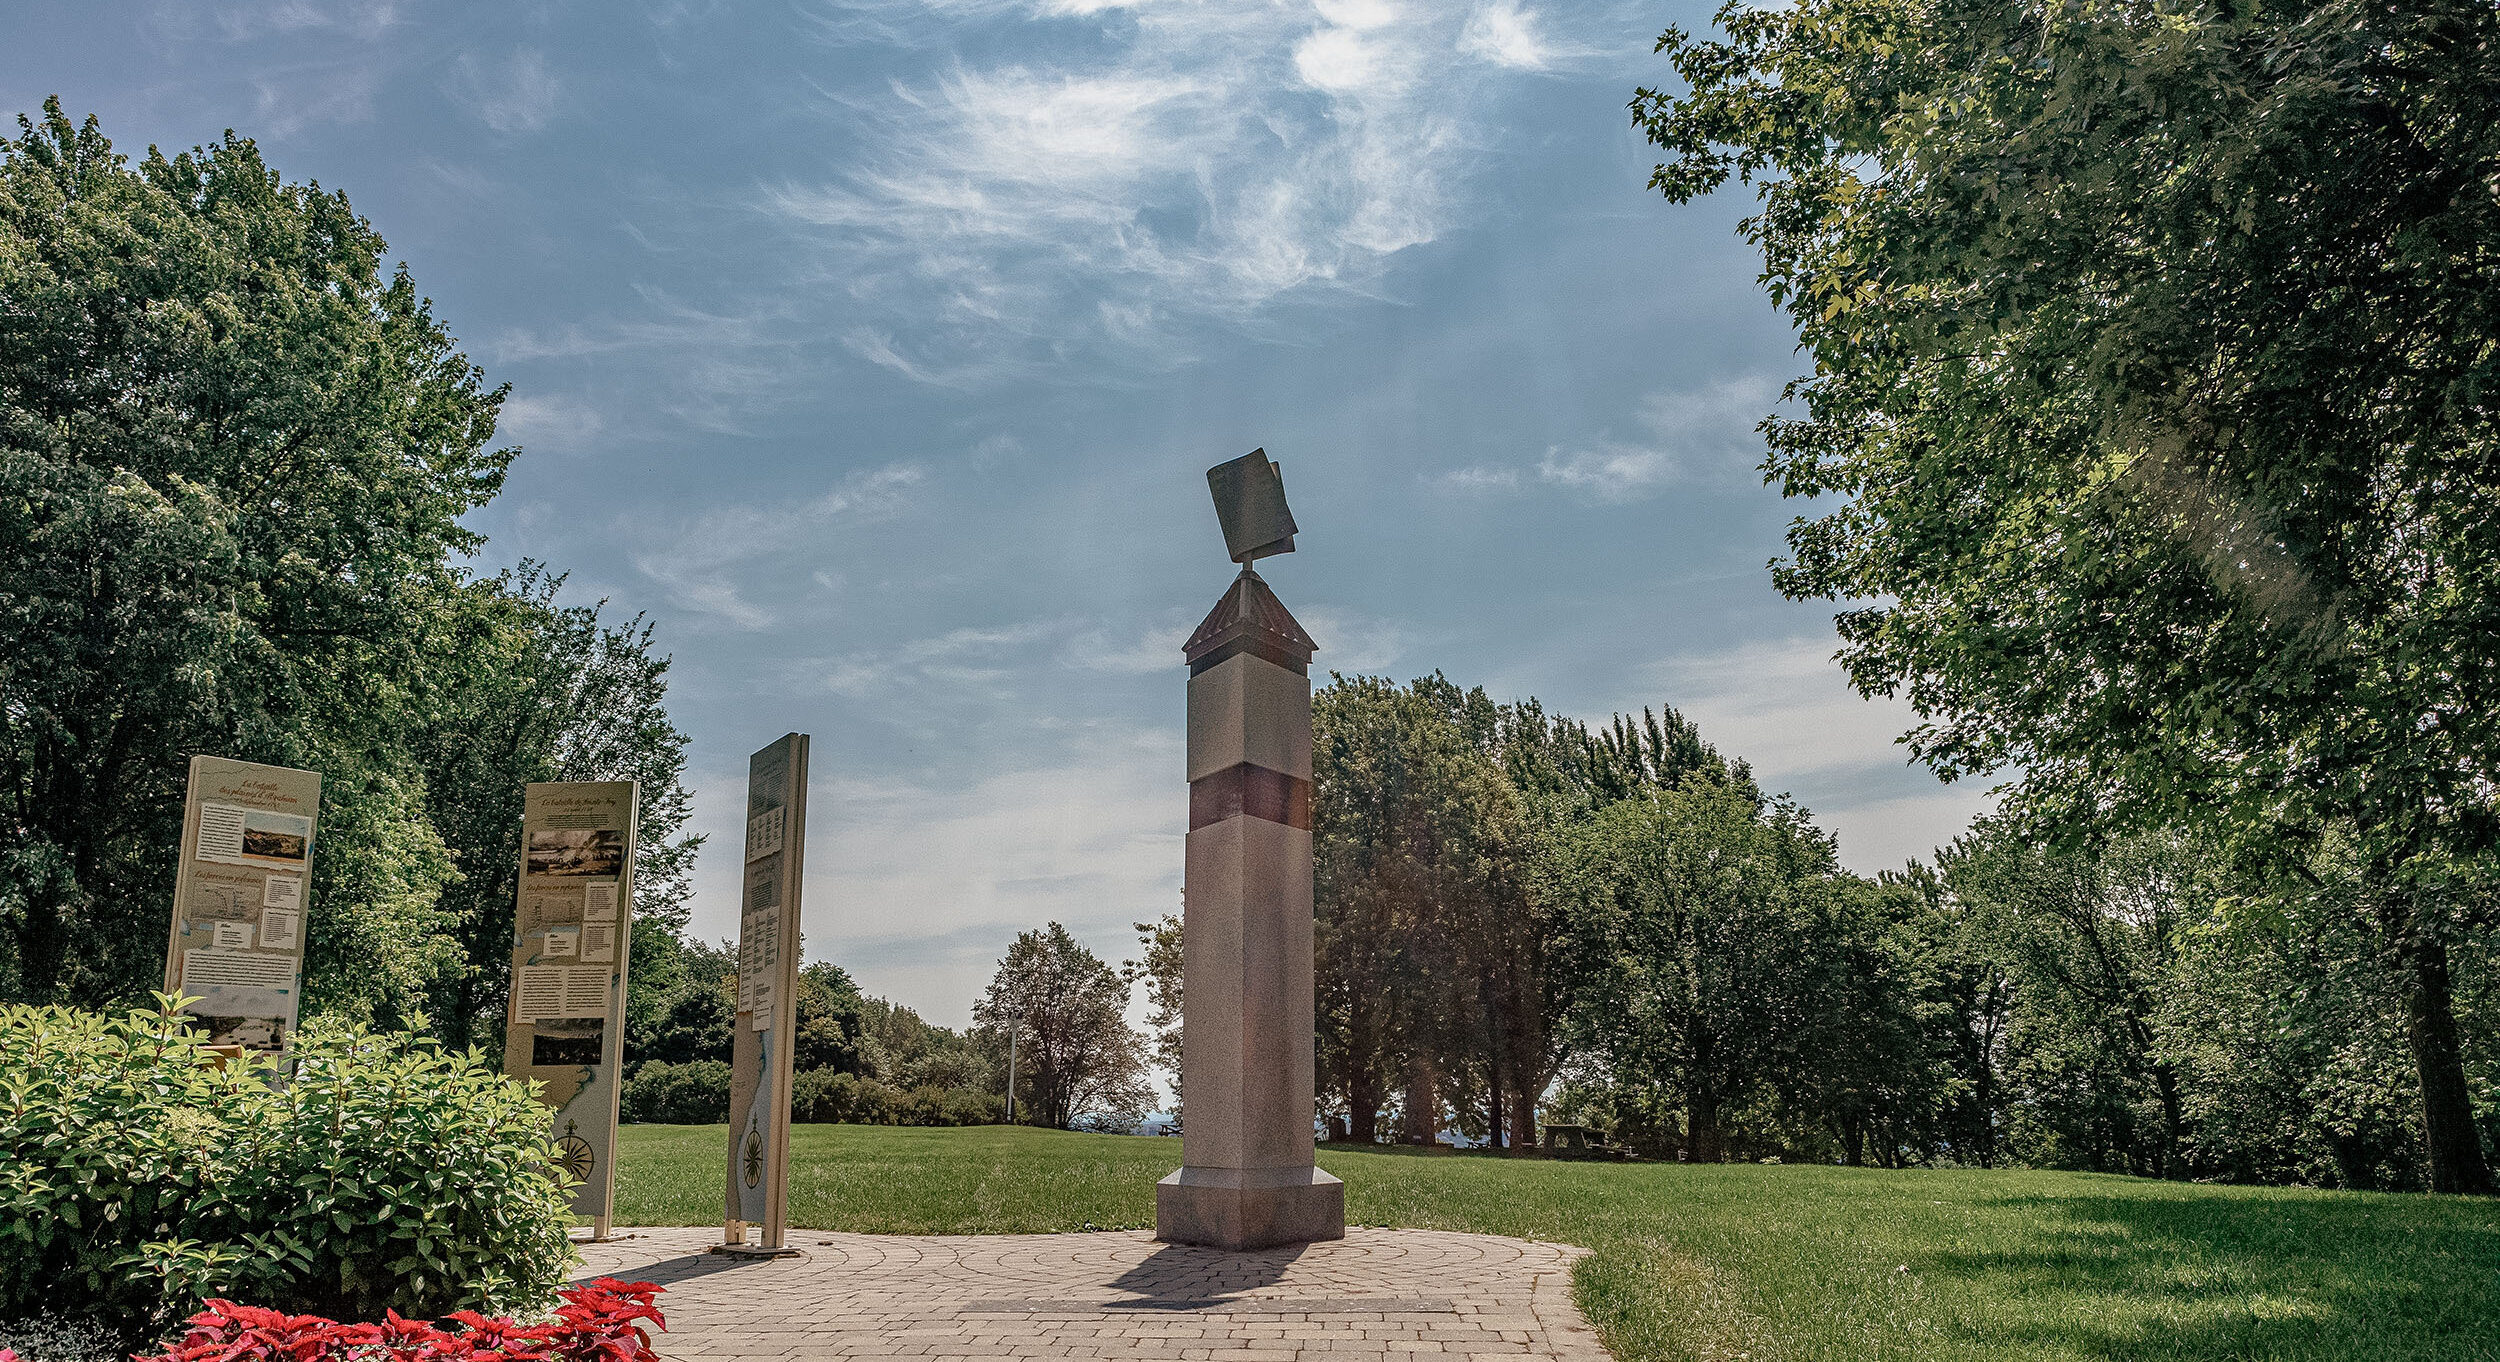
[7, 0, 1998, 1028]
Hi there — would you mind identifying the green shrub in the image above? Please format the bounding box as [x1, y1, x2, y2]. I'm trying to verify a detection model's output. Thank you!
[898, 1083, 1003, 1127]
[619, 1060, 729, 1124]
[788, 1070, 1000, 1126]
[792, 1069, 888, 1123]
[0, 999, 575, 1338]
[215, 1019, 578, 1320]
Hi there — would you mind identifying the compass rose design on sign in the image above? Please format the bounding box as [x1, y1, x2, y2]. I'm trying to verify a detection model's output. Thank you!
[742, 1126, 765, 1189]
[556, 1118, 596, 1185]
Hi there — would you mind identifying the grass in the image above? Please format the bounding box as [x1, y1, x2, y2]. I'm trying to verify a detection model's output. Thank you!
[611, 1124, 2500, 1362]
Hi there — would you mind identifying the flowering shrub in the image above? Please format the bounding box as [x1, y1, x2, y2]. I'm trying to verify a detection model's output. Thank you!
[137, 1279, 664, 1362]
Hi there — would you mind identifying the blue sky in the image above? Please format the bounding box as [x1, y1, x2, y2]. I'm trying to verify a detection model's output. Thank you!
[9, 0, 1994, 1025]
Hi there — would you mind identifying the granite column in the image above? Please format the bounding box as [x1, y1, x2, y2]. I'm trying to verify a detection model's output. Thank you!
[1155, 567, 1344, 1250]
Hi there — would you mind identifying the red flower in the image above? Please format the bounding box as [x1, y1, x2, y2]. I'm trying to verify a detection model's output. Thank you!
[137, 1283, 667, 1362]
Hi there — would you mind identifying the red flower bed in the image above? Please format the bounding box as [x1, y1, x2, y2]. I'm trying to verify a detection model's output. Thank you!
[135, 1279, 664, 1362]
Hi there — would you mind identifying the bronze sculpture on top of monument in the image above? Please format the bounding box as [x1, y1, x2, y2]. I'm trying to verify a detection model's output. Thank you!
[1154, 448, 1346, 1251]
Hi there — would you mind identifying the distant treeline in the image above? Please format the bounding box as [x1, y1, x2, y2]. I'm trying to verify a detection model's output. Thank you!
[1298, 675, 2497, 1191]
[620, 948, 1007, 1126]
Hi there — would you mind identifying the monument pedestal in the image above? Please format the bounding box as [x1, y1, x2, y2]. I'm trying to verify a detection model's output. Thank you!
[1156, 1166, 1345, 1252]
[1156, 561, 1343, 1252]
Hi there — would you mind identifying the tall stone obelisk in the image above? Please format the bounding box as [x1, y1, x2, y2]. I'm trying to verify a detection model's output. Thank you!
[1156, 448, 1345, 1251]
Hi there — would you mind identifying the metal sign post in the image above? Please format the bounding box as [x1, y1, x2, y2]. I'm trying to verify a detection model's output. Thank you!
[720, 733, 809, 1258]
[502, 780, 639, 1240]
[163, 756, 323, 1054]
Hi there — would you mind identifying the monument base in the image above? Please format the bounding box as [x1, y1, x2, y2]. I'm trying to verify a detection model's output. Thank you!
[1155, 1165, 1345, 1251]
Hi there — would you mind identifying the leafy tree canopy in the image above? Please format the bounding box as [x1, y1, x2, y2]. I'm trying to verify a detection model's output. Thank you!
[0, 102, 698, 1042]
[1637, 0, 2500, 1192]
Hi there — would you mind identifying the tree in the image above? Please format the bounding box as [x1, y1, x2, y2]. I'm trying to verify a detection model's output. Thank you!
[410, 564, 702, 1055]
[1545, 778, 1843, 1162]
[794, 960, 870, 1075]
[973, 923, 1151, 1130]
[1313, 675, 1511, 1144]
[859, 994, 993, 1092]
[1128, 911, 1183, 1107]
[0, 104, 705, 1043]
[630, 937, 735, 1069]
[1639, 0, 2500, 1191]
[1944, 825, 2200, 1178]
[0, 103, 502, 1008]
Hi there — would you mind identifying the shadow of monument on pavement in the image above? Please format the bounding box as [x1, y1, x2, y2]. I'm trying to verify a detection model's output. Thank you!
[1107, 1239, 1313, 1299]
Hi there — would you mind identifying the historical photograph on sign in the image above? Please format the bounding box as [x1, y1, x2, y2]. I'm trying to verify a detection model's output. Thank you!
[527, 827, 625, 877]
[197, 1014, 287, 1051]
[531, 1019, 605, 1067]
[198, 804, 314, 868]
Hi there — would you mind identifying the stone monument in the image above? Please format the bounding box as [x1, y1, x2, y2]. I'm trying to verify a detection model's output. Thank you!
[721, 732, 810, 1258]
[1155, 448, 1345, 1251]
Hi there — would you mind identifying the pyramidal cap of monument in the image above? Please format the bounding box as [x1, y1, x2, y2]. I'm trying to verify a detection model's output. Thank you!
[1155, 447, 1345, 1252]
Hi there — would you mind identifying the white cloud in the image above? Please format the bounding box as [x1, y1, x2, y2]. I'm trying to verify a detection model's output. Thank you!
[1457, 1, 1554, 70]
[1648, 636, 1910, 785]
[1535, 440, 1676, 499]
[449, 48, 560, 134]
[968, 433, 1023, 467]
[683, 731, 1184, 1027]
[495, 392, 605, 453]
[1295, 604, 1414, 675]
[1431, 464, 1522, 492]
[151, 0, 402, 42]
[819, 619, 1062, 697]
[1073, 620, 1197, 674]
[1430, 372, 1785, 502]
[1824, 787, 2003, 875]
[759, 0, 1621, 383]
[1634, 636, 2001, 873]
[492, 289, 784, 362]
[629, 462, 924, 627]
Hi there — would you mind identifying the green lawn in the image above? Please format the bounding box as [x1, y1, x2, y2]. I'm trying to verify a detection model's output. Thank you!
[612, 1124, 2499, 1362]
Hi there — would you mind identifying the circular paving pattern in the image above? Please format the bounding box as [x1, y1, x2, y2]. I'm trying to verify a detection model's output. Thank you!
[574, 1226, 1611, 1361]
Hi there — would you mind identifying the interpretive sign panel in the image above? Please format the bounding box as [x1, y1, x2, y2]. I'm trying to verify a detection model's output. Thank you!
[725, 733, 809, 1253]
[503, 780, 638, 1236]
[163, 756, 323, 1052]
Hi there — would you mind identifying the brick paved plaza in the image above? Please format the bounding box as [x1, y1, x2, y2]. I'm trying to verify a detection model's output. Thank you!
[572, 1226, 1613, 1361]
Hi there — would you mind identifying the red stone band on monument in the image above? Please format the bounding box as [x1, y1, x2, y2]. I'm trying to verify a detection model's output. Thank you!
[1188, 762, 1314, 831]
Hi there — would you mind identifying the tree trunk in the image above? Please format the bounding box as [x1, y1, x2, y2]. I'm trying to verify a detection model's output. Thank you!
[1350, 1063, 1380, 1143]
[2152, 1063, 2184, 1180]
[2397, 926, 2494, 1195]
[1509, 1084, 1540, 1158]
[1687, 1085, 1724, 1163]
[1347, 994, 1380, 1142]
[1485, 1007, 1505, 1153]
[1403, 1057, 1436, 1145]
[14, 873, 71, 1003]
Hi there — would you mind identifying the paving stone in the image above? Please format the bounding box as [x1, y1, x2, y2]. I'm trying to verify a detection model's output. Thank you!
[573, 1227, 1607, 1362]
